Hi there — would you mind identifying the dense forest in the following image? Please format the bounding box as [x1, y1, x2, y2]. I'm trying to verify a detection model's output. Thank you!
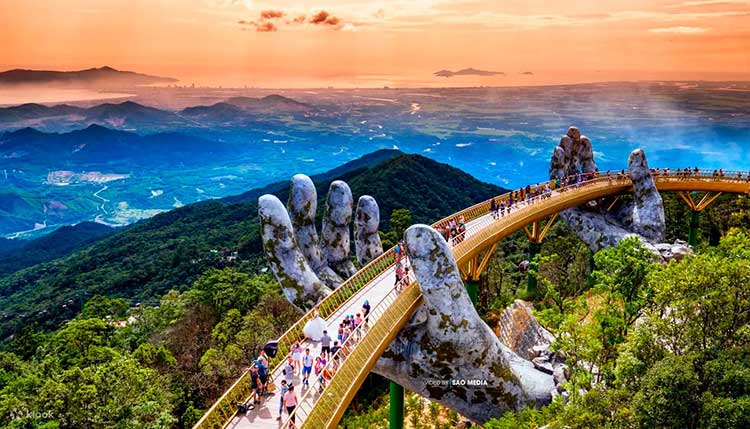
[486, 226, 750, 428]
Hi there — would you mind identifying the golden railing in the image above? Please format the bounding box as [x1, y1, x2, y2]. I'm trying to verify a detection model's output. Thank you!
[194, 168, 750, 429]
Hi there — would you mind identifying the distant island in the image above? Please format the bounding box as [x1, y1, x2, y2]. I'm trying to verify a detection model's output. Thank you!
[0, 66, 177, 86]
[434, 68, 506, 78]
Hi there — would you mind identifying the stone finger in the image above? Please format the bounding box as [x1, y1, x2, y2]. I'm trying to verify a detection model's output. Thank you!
[287, 174, 343, 287]
[321, 180, 357, 279]
[258, 194, 331, 310]
[354, 195, 384, 266]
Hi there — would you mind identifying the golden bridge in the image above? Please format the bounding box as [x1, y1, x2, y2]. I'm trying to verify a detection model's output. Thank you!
[194, 169, 750, 429]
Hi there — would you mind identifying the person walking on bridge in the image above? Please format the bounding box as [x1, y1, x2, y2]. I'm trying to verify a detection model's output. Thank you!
[362, 299, 371, 318]
[284, 385, 298, 428]
[276, 379, 289, 422]
[248, 364, 264, 411]
[291, 341, 302, 375]
[302, 348, 313, 386]
[321, 330, 332, 360]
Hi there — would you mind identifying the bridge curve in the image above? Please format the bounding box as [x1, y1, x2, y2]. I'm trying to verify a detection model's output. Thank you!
[194, 170, 750, 429]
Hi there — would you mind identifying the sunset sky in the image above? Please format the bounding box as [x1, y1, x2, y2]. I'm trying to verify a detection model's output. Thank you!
[0, 0, 748, 88]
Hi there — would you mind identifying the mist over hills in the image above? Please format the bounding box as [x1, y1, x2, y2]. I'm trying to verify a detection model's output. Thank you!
[0, 82, 748, 241]
[0, 95, 315, 132]
[0, 66, 176, 86]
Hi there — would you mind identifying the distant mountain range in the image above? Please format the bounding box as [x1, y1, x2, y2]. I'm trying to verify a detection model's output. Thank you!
[0, 124, 232, 167]
[0, 66, 177, 86]
[0, 94, 314, 132]
[434, 68, 506, 78]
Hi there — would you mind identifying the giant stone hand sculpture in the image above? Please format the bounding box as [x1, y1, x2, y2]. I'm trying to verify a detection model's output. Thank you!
[550, 126, 690, 260]
[260, 175, 561, 424]
[373, 225, 556, 423]
[259, 175, 383, 310]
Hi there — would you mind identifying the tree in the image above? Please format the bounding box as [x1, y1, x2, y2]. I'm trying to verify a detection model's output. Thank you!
[192, 268, 272, 315]
[633, 354, 701, 429]
[592, 237, 659, 333]
[80, 295, 129, 320]
[380, 208, 413, 249]
[536, 224, 592, 316]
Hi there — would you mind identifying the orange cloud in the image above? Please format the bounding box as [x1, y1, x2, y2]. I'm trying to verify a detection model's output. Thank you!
[256, 21, 277, 32]
[260, 10, 284, 20]
[309, 10, 341, 26]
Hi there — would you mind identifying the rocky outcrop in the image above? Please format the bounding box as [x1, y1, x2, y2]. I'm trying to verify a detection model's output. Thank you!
[494, 300, 569, 394]
[354, 196, 384, 265]
[495, 300, 555, 362]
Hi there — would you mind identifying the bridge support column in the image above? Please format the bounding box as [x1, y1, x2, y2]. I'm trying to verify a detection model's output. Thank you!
[527, 241, 542, 294]
[523, 214, 558, 296]
[688, 210, 700, 247]
[389, 381, 404, 429]
[459, 243, 497, 309]
[465, 280, 479, 307]
[588, 249, 596, 287]
[677, 191, 722, 247]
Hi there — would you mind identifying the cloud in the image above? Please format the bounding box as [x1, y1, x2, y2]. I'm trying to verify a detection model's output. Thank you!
[260, 10, 285, 20]
[650, 26, 709, 33]
[434, 68, 505, 78]
[239, 8, 348, 31]
[238, 9, 283, 32]
[520, 71, 534, 75]
[256, 21, 277, 32]
[309, 10, 341, 26]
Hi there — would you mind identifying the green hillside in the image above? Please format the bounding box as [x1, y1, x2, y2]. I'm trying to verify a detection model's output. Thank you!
[0, 221, 115, 277]
[0, 152, 504, 339]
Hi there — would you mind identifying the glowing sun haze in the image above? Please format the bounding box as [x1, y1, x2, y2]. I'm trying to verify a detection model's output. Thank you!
[0, 0, 748, 88]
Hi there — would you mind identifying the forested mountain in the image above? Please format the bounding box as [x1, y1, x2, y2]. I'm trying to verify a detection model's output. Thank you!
[0, 151, 504, 339]
[0, 124, 233, 167]
[0, 222, 114, 277]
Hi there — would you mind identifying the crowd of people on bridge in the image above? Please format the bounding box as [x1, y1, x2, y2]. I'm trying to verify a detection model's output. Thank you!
[649, 167, 742, 179]
[436, 216, 467, 244]
[242, 294, 378, 427]
[394, 241, 411, 291]
[432, 171, 619, 247]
